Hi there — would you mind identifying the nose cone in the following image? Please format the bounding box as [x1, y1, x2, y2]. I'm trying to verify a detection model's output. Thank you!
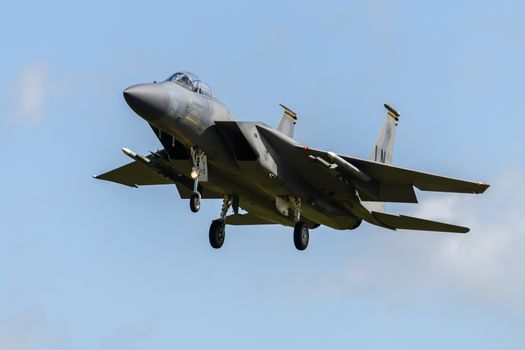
[123, 83, 170, 121]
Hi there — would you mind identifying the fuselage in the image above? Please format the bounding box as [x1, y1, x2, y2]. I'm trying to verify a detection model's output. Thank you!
[123, 77, 361, 230]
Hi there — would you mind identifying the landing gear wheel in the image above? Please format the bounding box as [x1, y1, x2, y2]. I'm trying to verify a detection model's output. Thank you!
[209, 220, 225, 249]
[190, 192, 201, 213]
[293, 222, 309, 251]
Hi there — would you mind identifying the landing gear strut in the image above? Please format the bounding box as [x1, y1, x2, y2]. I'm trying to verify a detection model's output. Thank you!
[209, 195, 232, 249]
[189, 147, 206, 213]
[289, 196, 309, 251]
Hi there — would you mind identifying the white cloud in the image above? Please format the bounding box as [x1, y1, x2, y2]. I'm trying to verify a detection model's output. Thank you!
[424, 170, 525, 310]
[296, 168, 525, 314]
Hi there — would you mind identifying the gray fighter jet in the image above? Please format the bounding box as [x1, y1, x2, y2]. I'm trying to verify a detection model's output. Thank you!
[95, 71, 489, 250]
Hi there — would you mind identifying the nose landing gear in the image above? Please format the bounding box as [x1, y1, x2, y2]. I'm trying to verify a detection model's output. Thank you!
[189, 192, 201, 213]
[189, 147, 207, 213]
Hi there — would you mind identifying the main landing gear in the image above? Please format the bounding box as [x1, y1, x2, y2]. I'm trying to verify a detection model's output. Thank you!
[209, 195, 232, 249]
[209, 220, 225, 248]
[208, 195, 310, 250]
[293, 222, 309, 251]
[289, 196, 309, 251]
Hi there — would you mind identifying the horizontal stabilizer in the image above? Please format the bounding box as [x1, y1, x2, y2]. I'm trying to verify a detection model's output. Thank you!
[372, 211, 469, 233]
[225, 213, 277, 225]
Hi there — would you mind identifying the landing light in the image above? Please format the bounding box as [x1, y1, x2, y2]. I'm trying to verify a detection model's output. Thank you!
[190, 169, 199, 179]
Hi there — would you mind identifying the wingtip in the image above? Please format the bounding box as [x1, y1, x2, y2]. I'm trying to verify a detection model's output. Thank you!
[478, 182, 490, 193]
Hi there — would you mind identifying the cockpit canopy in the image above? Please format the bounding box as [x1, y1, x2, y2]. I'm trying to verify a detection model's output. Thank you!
[166, 71, 213, 97]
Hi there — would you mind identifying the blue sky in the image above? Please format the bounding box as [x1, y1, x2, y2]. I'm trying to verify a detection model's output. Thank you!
[1, 0, 525, 349]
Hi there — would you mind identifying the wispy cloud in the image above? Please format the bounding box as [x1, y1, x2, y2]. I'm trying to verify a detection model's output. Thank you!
[98, 318, 157, 350]
[13, 62, 50, 123]
[0, 306, 69, 350]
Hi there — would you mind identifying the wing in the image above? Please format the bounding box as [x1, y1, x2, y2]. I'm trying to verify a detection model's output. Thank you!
[304, 146, 489, 202]
[337, 154, 489, 194]
[94, 161, 172, 187]
[257, 124, 489, 198]
[94, 149, 222, 199]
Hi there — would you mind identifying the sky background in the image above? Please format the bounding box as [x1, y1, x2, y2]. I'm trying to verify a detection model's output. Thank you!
[1, 0, 525, 349]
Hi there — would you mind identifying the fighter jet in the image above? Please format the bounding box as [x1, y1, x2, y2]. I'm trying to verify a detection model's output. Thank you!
[95, 71, 489, 250]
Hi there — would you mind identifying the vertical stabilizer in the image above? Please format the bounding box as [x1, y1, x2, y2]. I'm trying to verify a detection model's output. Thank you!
[364, 104, 400, 213]
[277, 104, 297, 138]
[369, 104, 400, 165]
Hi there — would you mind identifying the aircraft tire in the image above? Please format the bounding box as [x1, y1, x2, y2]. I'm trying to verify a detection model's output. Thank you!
[209, 220, 225, 249]
[293, 222, 309, 251]
[190, 192, 201, 213]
